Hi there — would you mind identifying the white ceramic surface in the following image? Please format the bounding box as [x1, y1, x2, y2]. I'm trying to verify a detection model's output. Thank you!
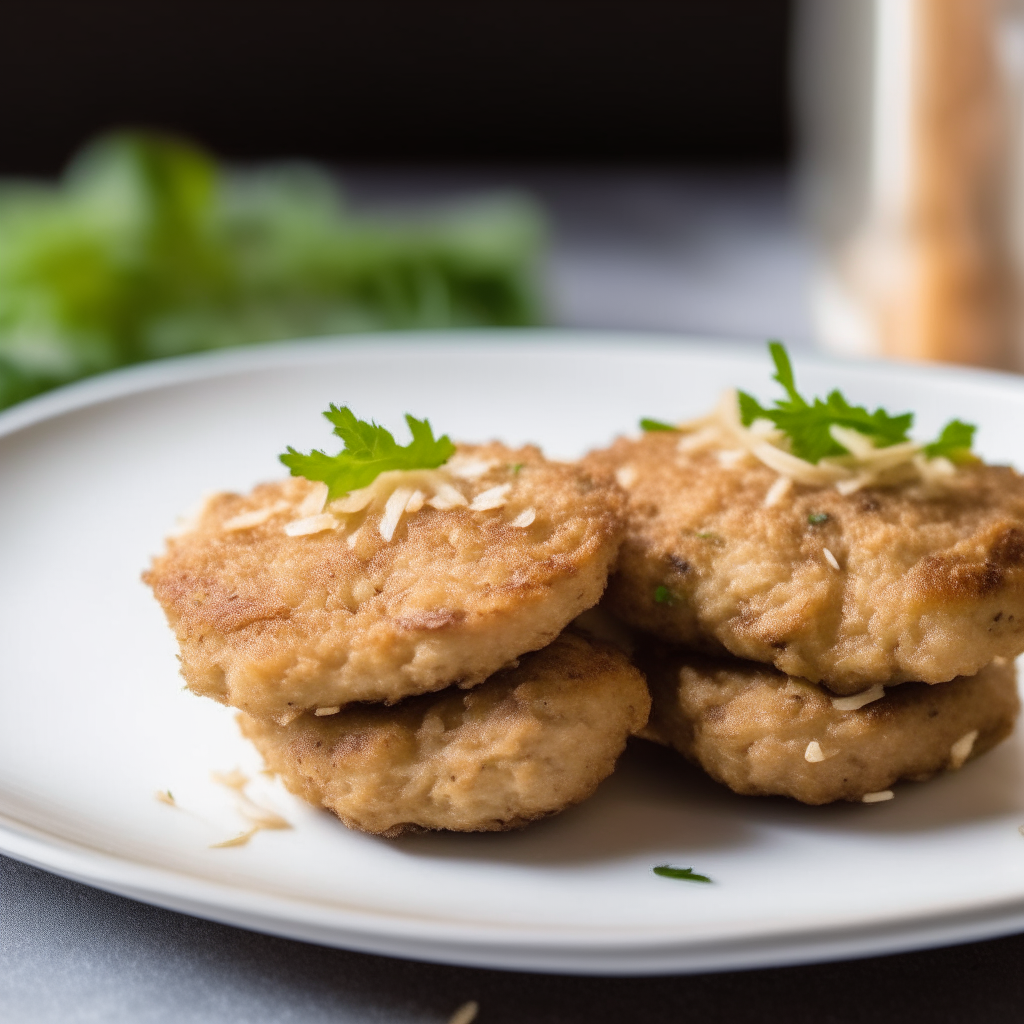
[3, 331, 1024, 976]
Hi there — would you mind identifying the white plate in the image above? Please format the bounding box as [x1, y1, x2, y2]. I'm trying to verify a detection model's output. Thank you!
[3, 331, 1024, 976]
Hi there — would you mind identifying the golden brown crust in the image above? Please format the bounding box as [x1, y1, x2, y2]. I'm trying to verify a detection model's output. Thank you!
[640, 644, 1019, 805]
[239, 631, 652, 836]
[145, 444, 623, 721]
[584, 432, 1024, 692]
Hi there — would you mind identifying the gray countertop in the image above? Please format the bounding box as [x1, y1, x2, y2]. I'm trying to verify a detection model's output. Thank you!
[5, 853, 1024, 1023]
[4, 169, 1020, 1024]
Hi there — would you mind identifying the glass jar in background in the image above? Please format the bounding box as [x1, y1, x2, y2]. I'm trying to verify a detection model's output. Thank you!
[795, 0, 1024, 369]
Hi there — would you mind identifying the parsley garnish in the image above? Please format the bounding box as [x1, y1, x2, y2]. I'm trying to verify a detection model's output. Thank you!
[737, 341, 975, 465]
[807, 512, 829, 525]
[654, 585, 675, 606]
[653, 865, 711, 883]
[280, 405, 455, 501]
[922, 419, 976, 461]
[640, 417, 678, 432]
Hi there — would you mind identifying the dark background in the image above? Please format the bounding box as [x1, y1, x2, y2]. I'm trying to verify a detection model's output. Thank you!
[0, 0, 793, 173]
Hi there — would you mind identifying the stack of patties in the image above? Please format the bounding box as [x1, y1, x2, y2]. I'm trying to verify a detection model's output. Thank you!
[146, 410, 649, 837]
[583, 346, 1024, 804]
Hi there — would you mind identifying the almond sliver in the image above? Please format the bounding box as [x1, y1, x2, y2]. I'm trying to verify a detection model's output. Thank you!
[284, 513, 336, 537]
[428, 483, 469, 509]
[296, 481, 329, 517]
[379, 487, 413, 541]
[470, 484, 511, 511]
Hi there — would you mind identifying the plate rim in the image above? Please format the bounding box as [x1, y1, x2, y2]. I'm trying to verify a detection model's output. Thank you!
[6, 809, 1024, 976]
[5, 328, 1024, 975]
[5, 326, 1024, 442]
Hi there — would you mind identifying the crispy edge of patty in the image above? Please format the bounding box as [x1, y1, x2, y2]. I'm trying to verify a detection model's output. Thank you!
[238, 631, 652, 836]
[584, 432, 1024, 692]
[638, 644, 1019, 804]
[145, 443, 624, 721]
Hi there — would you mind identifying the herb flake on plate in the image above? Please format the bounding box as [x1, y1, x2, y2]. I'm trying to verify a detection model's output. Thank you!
[653, 865, 712, 883]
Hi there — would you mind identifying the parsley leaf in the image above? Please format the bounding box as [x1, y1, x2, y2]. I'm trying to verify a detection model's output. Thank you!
[807, 512, 829, 525]
[280, 405, 455, 501]
[738, 341, 974, 464]
[768, 339, 804, 405]
[654, 585, 675, 606]
[922, 419, 977, 462]
[653, 865, 712, 883]
[640, 417, 678, 432]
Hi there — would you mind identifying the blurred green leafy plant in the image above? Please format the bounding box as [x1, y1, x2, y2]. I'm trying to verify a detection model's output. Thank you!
[0, 132, 546, 408]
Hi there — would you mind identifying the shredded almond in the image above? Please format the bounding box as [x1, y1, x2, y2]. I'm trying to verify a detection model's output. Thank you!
[448, 1001, 479, 1024]
[862, 790, 894, 803]
[286, 462, 522, 545]
[285, 513, 336, 537]
[223, 500, 291, 532]
[210, 827, 260, 849]
[211, 769, 249, 791]
[949, 729, 979, 769]
[334, 487, 376, 513]
[831, 685, 885, 711]
[676, 388, 963, 493]
[804, 740, 826, 763]
[716, 449, 746, 469]
[295, 481, 329, 517]
[223, 509, 272, 532]
[676, 426, 720, 453]
[315, 706, 341, 716]
[211, 768, 291, 840]
[239, 803, 290, 831]
[428, 482, 469, 509]
[379, 486, 414, 541]
[615, 465, 638, 489]
[469, 484, 511, 511]
[835, 475, 873, 496]
[829, 425, 875, 459]
[510, 508, 536, 528]
[823, 547, 841, 571]
[448, 458, 497, 480]
[764, 476, 792, 507]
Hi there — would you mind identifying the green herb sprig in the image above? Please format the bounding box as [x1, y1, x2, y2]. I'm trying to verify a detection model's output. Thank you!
[640, 418, 678, 432]
[653, 865, 712, 883]
[923, 420, 976, 460]
[0, 132, 546, 411]
[280, 406, 455, 501]
[736, 342, 976, 465]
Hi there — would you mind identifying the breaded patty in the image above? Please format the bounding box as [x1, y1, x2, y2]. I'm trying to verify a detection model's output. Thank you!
[640, 647, 1019, 804]
[238, 630, 651, 836]
[585, 432, 1024, 692]
[146, 444, 623, 722]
